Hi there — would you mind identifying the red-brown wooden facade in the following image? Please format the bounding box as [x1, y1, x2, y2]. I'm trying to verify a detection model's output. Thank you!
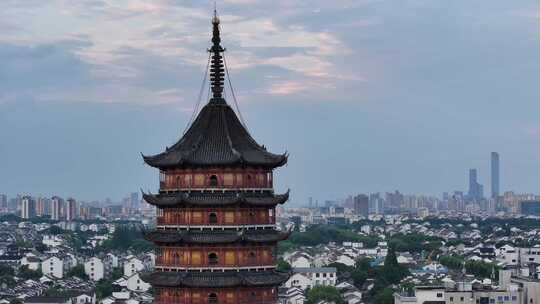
[155, 245, 275, 268]
[159, 167, 273, 191]
[156, 207, 275, 226]
[155, 287, 277, 304]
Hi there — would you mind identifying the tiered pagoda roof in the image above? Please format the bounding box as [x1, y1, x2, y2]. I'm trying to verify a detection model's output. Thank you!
[142, 270, 290, 288]
[143, 229, 291, 244]
[142, 102, 287, 169]
[142, 190, 289, 207]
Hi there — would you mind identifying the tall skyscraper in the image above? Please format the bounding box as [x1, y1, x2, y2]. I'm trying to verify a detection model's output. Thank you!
[66, 198, 78, 221]
[468, 169, 484, 201]
[491, 152, 500, 199]
[51, 196, 63, 221]
[354, 194, 369, 217]
[21, 196, 36, 219]
[0, 194, 7, 210]
[130, 192, 139, 210]
[141, 11, 290, 304]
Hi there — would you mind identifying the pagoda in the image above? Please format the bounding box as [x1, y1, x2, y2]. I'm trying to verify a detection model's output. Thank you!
[141, 10, 290, 304]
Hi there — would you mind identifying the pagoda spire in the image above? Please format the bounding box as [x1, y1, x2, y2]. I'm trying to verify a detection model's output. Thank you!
[209, 7, 225, 103]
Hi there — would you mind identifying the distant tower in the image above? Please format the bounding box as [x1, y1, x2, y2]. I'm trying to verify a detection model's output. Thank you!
[66, 198, 78, 221]
[354, 194, 369, 218]
[21, 196, 36, 219]
[468, 169, 483, 201]
[51, 196, 63, 221]
[491, 152, 500, 199]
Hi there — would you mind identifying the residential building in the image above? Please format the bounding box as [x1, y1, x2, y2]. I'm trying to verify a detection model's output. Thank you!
[21, 196, 36, 219]
[84, 257, 105, 281]
[354, 194, 369, 217]
[285, 267, 337, 290]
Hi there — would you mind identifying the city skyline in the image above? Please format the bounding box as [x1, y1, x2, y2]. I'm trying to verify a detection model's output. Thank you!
[2, 1, 540, 203]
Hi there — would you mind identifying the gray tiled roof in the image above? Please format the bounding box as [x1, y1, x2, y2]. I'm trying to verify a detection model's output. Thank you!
[142, 102, 287, 169]
[142, 190, 289, 207]
[143, 228, 290, 244]
[141, 270, 289, 287]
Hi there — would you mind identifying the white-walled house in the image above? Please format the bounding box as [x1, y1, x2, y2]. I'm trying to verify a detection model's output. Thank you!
[123, 256, 144, 277]
[335, 254, 355, 267]
[285, 273, 312, 290]
[20, 255, 41, 271]
[290, 256, 311, 268]
[126, 273, 151, 292]
[285, 267, 337, 290]
[42, 256, 65, 279]
[85, 257, 105, 281]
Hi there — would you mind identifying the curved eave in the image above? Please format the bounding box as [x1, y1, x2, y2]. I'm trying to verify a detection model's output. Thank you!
[143, 229, 291, 244]
[141, 270, 290, 288]
[142, 190, 289, 208]
[142, 152, 287, 170]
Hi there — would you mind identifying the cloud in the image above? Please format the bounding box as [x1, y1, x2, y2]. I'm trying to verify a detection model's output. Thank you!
[267, 81, 309, 95]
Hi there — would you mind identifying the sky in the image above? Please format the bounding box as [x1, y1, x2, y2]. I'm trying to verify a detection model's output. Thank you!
[1, 0, 540, 204]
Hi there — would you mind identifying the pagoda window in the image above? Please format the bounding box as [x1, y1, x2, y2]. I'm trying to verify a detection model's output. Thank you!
[209, 175, 218, 187]
[208, 252, 218, 265]
[208, 293, 218, 304]
[175, 176, 180, 188]
[192, 252, 202, 265]
[225, 251, 235, 265]
[236, 174, 243, 186]
[185, 174, 192, 187]
[194, 174, 205, 187]
[257, 174, 264, 186]
[248, 251, 256, 264]
[209, 212, 218, 224]
[223, 173, 234, 186]
[246, 174, 252, 187]
[224, 211, 234, 224]
[192, 211, 203, 224]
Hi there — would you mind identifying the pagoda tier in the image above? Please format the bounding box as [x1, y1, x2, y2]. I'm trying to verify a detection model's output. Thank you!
[144, 229, 290, 244]
[142, 190, 289, 207]
[153, 244, 278, 269]
[143, 270, 289, 288]
[154, 287, 278, 304]
[142, 102, 287, 170]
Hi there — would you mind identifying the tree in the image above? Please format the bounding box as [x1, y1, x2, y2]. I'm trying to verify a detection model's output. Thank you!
[351, 269, 368, 288]
[0, 264, 14, 276]
[465, 260, 499, 279]
[10, 299, 23, 304]
[306, 286, 345, 304]
[18, 265, 42, 280]
[372, 247, 409, 294]
[96, 279, 114, 299]
[375, 288, 395, 304]
[111, 267, 123, 280]
[99, 226, 154, 254]
[66, 264, 88, 279]
[0, 275, 16, 288]
[439, 255, 464, 271]
[277, 259, 292, 272]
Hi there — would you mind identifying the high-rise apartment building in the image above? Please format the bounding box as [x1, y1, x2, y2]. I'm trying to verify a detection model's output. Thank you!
[354, 194, 369, 217]
[21, 196, 36, 219]
[66, 198, 78, 221]
[0, 194, 7, 210]
[491, 152, 500, 199]
[51, 196, 63, 221]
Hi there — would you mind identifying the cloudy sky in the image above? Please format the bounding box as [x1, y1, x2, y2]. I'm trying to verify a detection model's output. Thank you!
[1, 0, 540, 204]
